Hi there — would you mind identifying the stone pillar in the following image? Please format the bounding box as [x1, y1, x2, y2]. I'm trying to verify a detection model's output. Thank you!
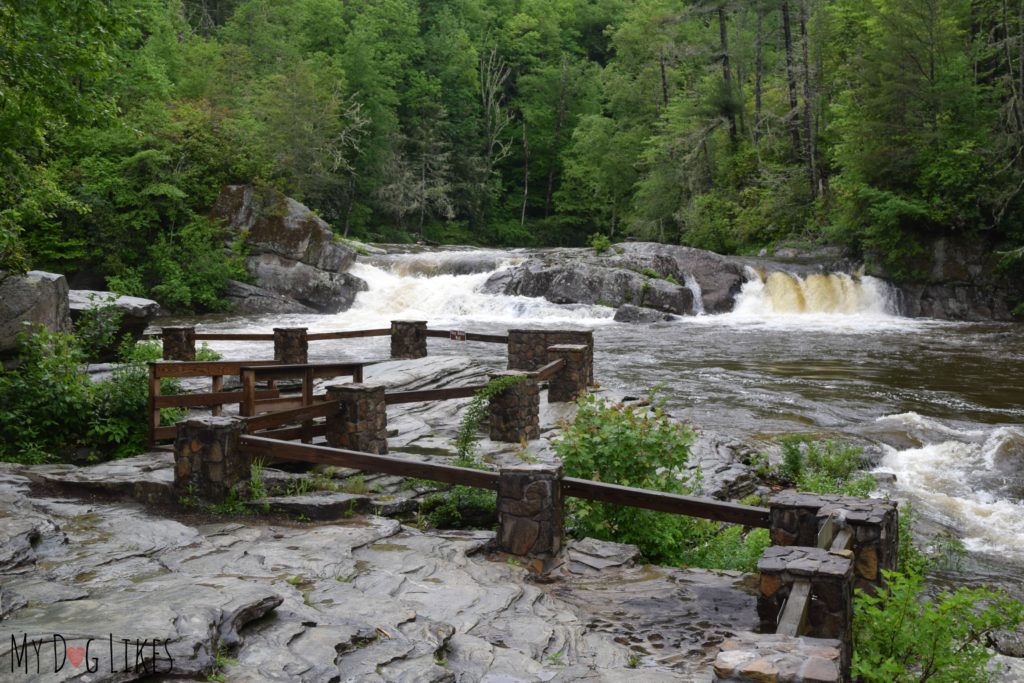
[497, 463, 564, 557]
[546, 344, 591, 403]
[325, 383, 388, 454]
[390, 320, 428, 359]
[488, 371, 540, 442]
[162, 326, 196, 361]
[770, 491, 899, 595]
[274, 327, 308, 364]
[757, 546, 853, 668]
[508, 329, 594, 383]
[174, 416, 249, 503]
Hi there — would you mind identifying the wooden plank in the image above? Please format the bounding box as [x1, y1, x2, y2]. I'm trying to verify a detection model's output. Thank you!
[239, 363, 363, 382]
[243, 401, 335, 431]
[817, 514, 837, 549]
[152, 360, 279, 379]
[238, 436, 500, 489]
[251, 394, 328, 413]
[302, 366, 315, 443]
[192, 333, 275, 341]
[211, 375, 224, 417]
[831, 528, 854, 553]
[561, 477, 772, 528]
[384, 385, 486, 405]
[257, 423, 329, 441]
[305, 329, 391, 341]
[424, 330, 509, 344]
[155, 389, 279, 409]
[241, 368, 256, 417]
[153, 425, 177, 441]
[777, 579, 811, 636]
[148, 364, 161, 449]
[533, 358, 565, 381]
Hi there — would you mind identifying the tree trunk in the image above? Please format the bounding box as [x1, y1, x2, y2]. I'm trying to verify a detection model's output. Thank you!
[545, 57, 570, 218]
[754, 6, 764, 144]
[782, 0, 802, 154]
[718, 6, 737, 143]
[799, 0, 817, 198]
[659, 49, 670, 110]
[521, 121, 529, 227]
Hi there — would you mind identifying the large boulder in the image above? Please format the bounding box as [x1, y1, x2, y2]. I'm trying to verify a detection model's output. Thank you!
[486, 259, 695, 314]
[69, 290, 160, 337]
[0, 270, 71, 356]
[211, 185, 367, 313]
[221, 279, 317, 315]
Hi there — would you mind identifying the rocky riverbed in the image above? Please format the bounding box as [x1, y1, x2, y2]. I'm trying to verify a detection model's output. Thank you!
[0, 356, 773, 682]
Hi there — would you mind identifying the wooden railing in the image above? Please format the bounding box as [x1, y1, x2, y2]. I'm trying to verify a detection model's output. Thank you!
[235, 435, 770, 528]
[238, 362, 364, 416]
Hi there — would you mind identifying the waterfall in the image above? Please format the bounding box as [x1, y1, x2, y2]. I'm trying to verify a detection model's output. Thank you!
[328, 261, 615, 328]
[732, 267, 898, 316]
[683, 274, 705, 315]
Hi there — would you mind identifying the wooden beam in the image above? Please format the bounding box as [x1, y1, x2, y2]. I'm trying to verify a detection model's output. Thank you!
[817, 513, 837, 549]
[154, 389, 280, 409]
[243, 401, 335, 432]
[384, 385, 486, 405]
[561, 477, 771, 528]
[305, 329, 391, 341]
[424, 330, 509, 343]
[831, 528, 854, 553]
[776, 579, 811, 636]
[533, 358, 565, 381]
[151, 360, 279, 379]
[238, 436, 500, 489]
[192, 333, 275, 341]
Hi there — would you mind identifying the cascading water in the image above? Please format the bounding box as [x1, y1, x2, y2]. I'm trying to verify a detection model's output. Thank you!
[732, 267, 898, 316]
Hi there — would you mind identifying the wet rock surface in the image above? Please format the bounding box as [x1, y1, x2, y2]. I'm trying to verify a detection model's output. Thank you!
[0, 270, 71, 357]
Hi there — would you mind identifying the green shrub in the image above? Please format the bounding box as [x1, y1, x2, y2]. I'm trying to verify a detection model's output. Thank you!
[452, 374, 526, 467]
[777, 437, 876, 497]
[554, 393, 765, 568]
[590, 233, 611, 254]
[421, 485, 497, 529]
[73, 299, 126, 361]
[853, 566, 1024, 682]
[641, 267, 661, 279]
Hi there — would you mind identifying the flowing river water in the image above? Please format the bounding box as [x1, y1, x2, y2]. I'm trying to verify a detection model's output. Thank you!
[169, 248, 1024, 595]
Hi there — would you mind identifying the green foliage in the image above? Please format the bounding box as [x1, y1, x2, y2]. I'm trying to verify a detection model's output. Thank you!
[554, 392, 765, 568]
[73, 300, 126, 362]
[590, 233, 611, 254]
[852, 566, 1024, 682]
[420, 485, 497, 530]
[453, 374, 527, 467]
[777, 437, 877, 497]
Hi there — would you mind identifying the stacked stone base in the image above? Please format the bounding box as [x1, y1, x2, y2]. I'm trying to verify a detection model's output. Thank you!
[325, 384, 388, 454]
[713, 632, 842, 683]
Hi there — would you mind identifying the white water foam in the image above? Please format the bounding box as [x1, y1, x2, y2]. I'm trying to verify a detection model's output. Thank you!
[873, 412, 1024, 560]
[324, 262, 615, 329]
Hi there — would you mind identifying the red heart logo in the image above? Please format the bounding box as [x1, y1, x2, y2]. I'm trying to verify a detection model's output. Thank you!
[67, 647, 85, 668]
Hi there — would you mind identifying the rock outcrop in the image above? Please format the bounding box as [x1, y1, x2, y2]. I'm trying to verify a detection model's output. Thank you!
[614, 303, 675, 324]
[68, 289, 160, 341]
[211, 185, 367, 313]
[0, 270, 70, 357]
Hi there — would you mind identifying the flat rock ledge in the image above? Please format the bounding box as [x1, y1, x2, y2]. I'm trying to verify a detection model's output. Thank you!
[0, 465, 763, 682]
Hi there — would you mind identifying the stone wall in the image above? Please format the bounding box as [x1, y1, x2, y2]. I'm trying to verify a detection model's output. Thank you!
[712, 632, 842, 683]
[162, 326, 196, 361]
[546, 344, 591, 403]
[325, 383, 388, 454]
[497, 464, 564, 557]
[273, 327, 308, 364]
[508, 329, 594, 382]
[769, 491, 898, 595]
[391, 320, 428, 359]
[488, 371, 539, 442]
[173, 416, 249, 503]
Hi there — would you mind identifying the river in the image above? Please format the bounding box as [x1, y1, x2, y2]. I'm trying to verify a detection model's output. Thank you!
[169, 247, 1024, 594]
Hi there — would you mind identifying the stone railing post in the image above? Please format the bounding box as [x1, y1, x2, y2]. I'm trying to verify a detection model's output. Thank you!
[487, 371, 539, 442]
[274, 327, 308, 364]
[770, 492, 899, 595]
[325, 383, 388, 454]
[509, 329, 594, 383]
[757, 546, 854, 672]
[390, 320, 428, 359]
[497, 463, 564, 557]
[546, 344, 591, 403]
[162, 326, 196, 361]
[174, 416, 249, 503]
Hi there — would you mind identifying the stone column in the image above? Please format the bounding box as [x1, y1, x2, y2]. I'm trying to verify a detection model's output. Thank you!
[274, 327, 308, 364]
[545, 329, 594, 383]
[390, 320, 428, 359]
[497, 463, 564, 557]
[757, 545, 854, 668]
[770, 491, 899, 595]
[507, 329, 548, 372]
[162, 326, 196, 361]
[174, 416, 249, 503]
[488, 371, 539, 442]
[546, 344, 591, 403]
[325, 383, 388, 454]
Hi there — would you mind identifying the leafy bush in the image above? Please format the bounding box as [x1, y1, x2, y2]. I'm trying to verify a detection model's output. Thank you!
[590, 233, 611, 254]
[452, 374, 526, 467]
[554, 393, 766, 568]
[777, 436, 876, 497]
[853, 566, 1024, 682]
[421, 485, 497, 529]
[0, 328, 184, 463]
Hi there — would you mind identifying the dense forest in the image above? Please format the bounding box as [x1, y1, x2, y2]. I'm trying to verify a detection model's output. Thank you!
[4, 0, 1024, 309]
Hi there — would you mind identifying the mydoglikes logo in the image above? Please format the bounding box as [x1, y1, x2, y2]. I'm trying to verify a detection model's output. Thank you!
[4, 633, 175, 675]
